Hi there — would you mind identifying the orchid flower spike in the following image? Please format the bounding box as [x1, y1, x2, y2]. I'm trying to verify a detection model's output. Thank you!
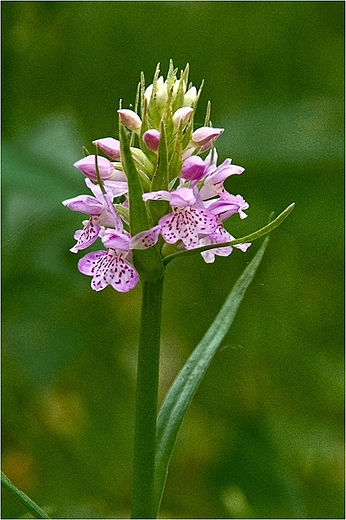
[64, 61, 253, 292]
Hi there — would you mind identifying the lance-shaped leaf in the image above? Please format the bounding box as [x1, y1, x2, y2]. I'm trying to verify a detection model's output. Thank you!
[168, 119, 184, 182]
[1, 471, 51, 519]
[119, 122, 163, 281]
[153, 237, 269, 516]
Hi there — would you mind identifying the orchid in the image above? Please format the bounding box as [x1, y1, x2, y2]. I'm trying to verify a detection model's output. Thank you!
[78, 248, 139, 292]
[62, 177, 126, 252]
[59, 61, 294, 520]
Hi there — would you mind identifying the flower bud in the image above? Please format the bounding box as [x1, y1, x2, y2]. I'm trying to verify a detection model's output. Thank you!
[143, 129, 161, 152]
[73, 155, 114, 180]
[92, 137, 121, 160]
[183, 86, 197, 107]
[144, 83, 153, 104]
[156, 82, 168, 108]
[180, 156, 206, 181]
[191, 127, 224, 147]
[118, 109, 142, 133]
[172, 107, 193, 126]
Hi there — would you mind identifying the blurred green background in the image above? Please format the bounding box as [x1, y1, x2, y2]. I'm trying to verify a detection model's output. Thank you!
[2, 2, 344, 518]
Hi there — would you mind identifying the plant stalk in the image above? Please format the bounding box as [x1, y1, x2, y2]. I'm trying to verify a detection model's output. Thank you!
[131, 278, 164, 519]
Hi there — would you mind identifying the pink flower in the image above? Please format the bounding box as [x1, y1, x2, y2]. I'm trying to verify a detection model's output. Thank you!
[70, 219, 102, 253]
[118, 109, 142, 133]
[191, 127, 224, 149]
[199, 150, 245, 199]
[77, 225, 160, 292]
[78, 249, 139, 292]
[62, 178, 124, 252]
[172, 107, 194, 126]
[143, 129, 161, 152]
[206, 193, 249, 221]
[92, 137, 121, 160]
[143, 187, 217, 248]
[74, 155, 115, 181]
[199, 226, 251, 263]
[180, 156, 206, 181]
[102, 226, 161, 251]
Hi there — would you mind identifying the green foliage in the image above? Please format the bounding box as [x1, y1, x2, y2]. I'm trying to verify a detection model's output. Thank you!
[2, 2, 344, 518]
[154, 238, 269, 516]
[119, 122, 164, 282]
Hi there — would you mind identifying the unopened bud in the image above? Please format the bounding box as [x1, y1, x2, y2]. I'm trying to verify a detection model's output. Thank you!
[92, 137, 121, 160]
[156, 82, 168, 108]
[191, 127, 224, 147]
[118, 109, 142, 133]
[183, 86, 198, 107]
[180, 156, 206, 181]
[74, 155, 114, 181]
[172, 107, 193, 126]
[143, 129, 161, 152]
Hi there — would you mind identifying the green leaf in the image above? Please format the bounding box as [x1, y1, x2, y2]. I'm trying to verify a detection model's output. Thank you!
[120, 122, 149, 236]
[1, 471, 51, 519]
[153, 237, 269, 516]
[168, 120, 184, 182]
[119, 122, 163, 281]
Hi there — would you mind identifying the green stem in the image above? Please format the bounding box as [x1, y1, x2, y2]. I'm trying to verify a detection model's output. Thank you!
[131, 278, 164, 519]
[1, 471, 51, 519]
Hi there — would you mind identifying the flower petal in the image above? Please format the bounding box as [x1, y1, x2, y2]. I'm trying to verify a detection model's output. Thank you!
[159, 207, 217, 247]
[101, 230, 130, 251]
[129, 225, 161, 250]
[78, 249, 139, 292]
[74, 155, 115, 180]
[62, 195, 105, 215]
[180, 156, 206, 181]
[92, 137, 121, 160]
[70, 219, 101, 253]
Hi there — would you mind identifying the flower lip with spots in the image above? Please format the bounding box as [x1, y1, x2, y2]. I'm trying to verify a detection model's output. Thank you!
[78, 249, 139, 292]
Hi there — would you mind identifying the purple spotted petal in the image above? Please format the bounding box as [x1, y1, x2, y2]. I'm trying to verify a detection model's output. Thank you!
[78, 249, 139, 292]
[159, 207, 217, 247]
[200, 225, 234, 263]
[129, 225, 161, 250]
[200, 225, 251, 263]
[70, 218, 101, 253]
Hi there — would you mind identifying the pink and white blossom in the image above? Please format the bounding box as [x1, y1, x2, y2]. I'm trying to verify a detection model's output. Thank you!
[64, 64, 252, 292]
[73, 155, 115, 181]
[118, 109, 142, 133]
[92, 137, 121, 160]
[199, 226, 251, 263]
[143, 129, 161, 152]
[172, 107, 193, 126]
[78, 249, 139, 292]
